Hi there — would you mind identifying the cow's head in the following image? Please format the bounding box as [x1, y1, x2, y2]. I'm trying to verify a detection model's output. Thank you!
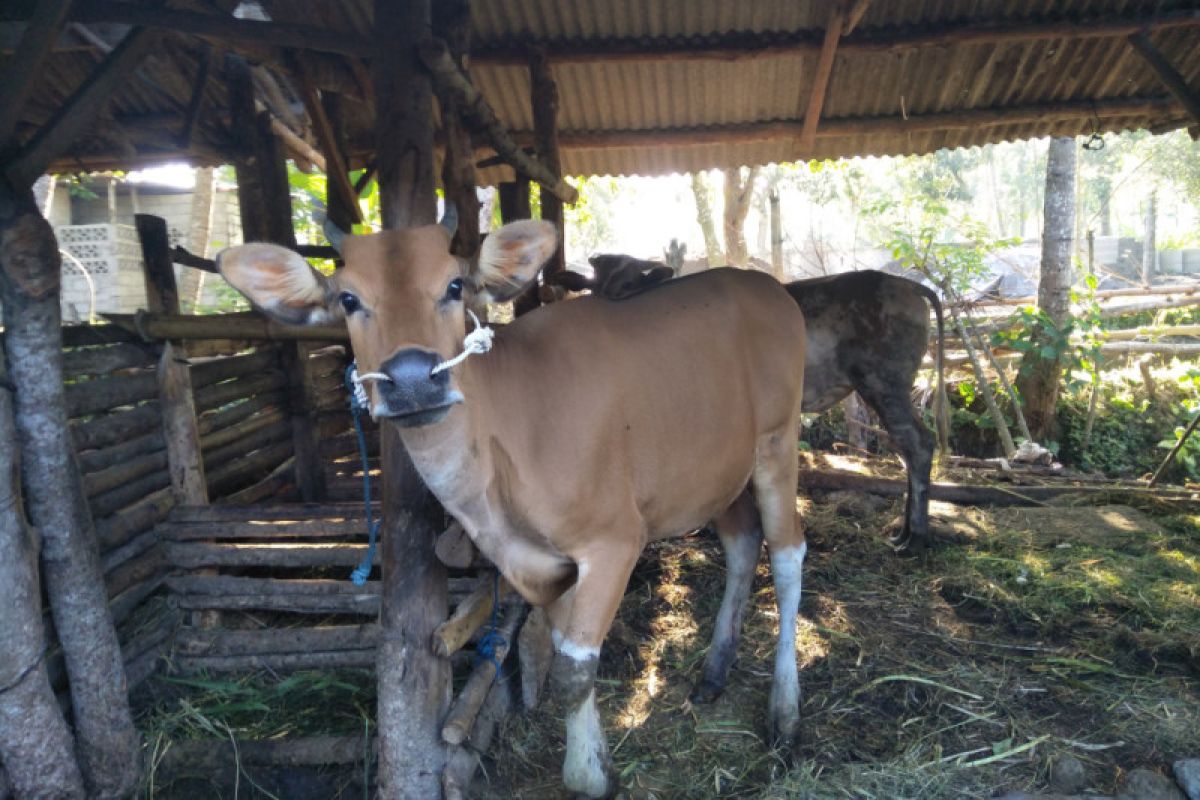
[546, 254, 675, 301]
[216, 211, 557, 426]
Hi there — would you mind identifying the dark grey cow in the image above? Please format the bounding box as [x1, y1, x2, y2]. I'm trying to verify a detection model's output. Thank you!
[553, 257, 947, 552]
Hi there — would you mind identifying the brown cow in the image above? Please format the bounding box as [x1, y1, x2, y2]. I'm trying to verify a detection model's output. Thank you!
[558, 255, 947, 552]
[216, 212, 808, 798]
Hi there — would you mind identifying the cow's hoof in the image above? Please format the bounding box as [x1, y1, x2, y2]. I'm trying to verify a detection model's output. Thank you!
[768, 710, 801, 755]
[563, 762, 616, 799]
[688, 678, 725, 704]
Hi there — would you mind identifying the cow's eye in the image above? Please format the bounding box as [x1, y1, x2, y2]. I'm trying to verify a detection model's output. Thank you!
[445, 278, 464, 302]
[339, 291, 361, 315]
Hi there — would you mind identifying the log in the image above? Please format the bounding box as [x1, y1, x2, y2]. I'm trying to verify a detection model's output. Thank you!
[193, 371, 288, 412]
[108, 574, 166, 629]
[167, 574, 386, 596]
[418, 38, 577, 204]
[166, 541, 368, 569]
[175, 650, 376, 673]
[189, 346, 281, 387]
[442, 674, 513, 800]
[58, 324, 138, 348]
[183, 338, 256, 359]
[89, 469, 172, 519]
[518, 607, 553, 711]
[104, 544, 164, 600]
[216, 457, 294, 506]
[798, 468, 1200, 505]
[66, 370, 158, 418]
[102, 312, 348, 342]
[168, 502, 372, 523]
[176, 624, 379, 657]
[435, 520, 478, 569]
[70, 401, 161, 452]
[433, 573, 510, 657]
[197, 390, 288, 433]
[85, 447, 168, 498]
[201, 419, 292, 472]
[155, 736, 374, 775]
[161, 517, 371, 541]
[78, 427, 164, 474]
[174, 593, 378, 616]
[441, 603, 526, 745]
[95, 488, 174, 553]
[206, 440, 293, 497]
[62, 342, 156, 377]
[199, 405, 286, 455]
[101, 528, 157, 574]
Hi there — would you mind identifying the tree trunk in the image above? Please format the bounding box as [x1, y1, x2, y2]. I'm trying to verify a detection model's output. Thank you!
[722, 166, 759, 267]
[690, 171, 724, 267]
[0, 185, 141, 798]
[1142, 191, 1156, 287]
[1016, 136, 1076, 442]
[178, 166, 215, 312]
[0, 372, 86, 799]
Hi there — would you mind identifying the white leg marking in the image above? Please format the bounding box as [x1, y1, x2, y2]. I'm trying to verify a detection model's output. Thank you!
[563, 688, 610, 798]
[556, 636, 601, 662]
[769, 542, 807, 734]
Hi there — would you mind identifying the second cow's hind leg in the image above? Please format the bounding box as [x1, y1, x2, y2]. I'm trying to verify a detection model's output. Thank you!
[857, 381, 934, 553]
[690, 491, 763, 704]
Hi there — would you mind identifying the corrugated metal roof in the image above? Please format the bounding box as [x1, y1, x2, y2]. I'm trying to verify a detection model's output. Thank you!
[3, 0, 1197, 179]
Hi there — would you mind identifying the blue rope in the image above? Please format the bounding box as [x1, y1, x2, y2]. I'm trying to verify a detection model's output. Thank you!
[346, 363, 379, 586]
[474, 571, 506, 678]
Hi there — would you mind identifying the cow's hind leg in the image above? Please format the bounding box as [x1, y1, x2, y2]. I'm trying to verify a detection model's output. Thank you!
[690, 490, 763, 703]
[753, 429, 807, 749]
[856, 379, 934, 553]
[548, 540, 642, 798]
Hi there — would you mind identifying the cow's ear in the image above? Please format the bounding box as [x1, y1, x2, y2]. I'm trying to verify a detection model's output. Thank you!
[216, 243, 338, 325]
[471, 220, 557, 303]
[643, 265, 676, 285]
[544, 270, 593, 293]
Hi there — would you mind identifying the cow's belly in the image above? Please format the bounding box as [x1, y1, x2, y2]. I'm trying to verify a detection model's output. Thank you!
[468, 522, 577, 607]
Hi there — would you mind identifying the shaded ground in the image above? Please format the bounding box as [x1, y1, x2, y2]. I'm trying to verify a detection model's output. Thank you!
[134, 453, 1200, 798]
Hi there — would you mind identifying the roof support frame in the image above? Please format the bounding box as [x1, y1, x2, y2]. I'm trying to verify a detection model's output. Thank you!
[1127, 31, 1200, 125]
[0, 0, 73, 149]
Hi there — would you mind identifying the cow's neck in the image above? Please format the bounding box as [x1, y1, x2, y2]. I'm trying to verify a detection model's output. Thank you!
[391, 358, 493, 516]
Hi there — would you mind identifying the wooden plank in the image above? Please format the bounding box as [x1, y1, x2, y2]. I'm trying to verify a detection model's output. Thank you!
[7, 27, 159, 187]
[102, 312, 348, 342]
[797, 4, 846, 155]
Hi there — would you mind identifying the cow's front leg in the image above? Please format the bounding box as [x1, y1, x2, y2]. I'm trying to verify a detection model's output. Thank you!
[547, 542, 641, 798]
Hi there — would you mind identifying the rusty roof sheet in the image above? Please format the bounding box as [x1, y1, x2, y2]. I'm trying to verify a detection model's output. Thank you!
[3, 0, 1197, 179]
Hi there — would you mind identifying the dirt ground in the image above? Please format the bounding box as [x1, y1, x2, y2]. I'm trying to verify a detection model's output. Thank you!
[476, 456, 1200, 799]
[135, 453, 1200, 799]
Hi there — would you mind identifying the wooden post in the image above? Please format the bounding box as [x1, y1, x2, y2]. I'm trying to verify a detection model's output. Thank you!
[373, 0, 452, 796]
[136, 214, 208, 507]
[280, 340, 327, 501]
[529, 48, 565, 280]
[434, 0, 482, 259]
[0, 183, 140, 798]
[225, 53, 268, 242]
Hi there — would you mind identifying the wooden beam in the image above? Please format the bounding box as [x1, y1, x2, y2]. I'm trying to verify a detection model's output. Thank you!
[178, 44, 211, 147]
[798, 4, 846, 155]
[843, 0, 873, 35]
[0, 0, 72, 148]
[291, 57, 362, 225]
[7, 27, 157, 188]
[1127, 32, 1200, 125]
[102, 312, 348, 341]
[521, 95, 1178, 151]
[420, 37, 578, 205]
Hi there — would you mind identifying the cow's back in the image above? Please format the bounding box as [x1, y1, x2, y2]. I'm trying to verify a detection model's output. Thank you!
[481, 268, 806, 542]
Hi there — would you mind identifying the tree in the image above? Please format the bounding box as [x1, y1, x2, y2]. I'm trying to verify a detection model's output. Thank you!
[722, 166, 759, 267]
[690, 171, 724, 267]
[1016, 136, 1077, 442]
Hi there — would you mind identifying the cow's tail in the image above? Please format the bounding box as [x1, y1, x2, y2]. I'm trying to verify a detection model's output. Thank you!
[920, 285, 951, 457]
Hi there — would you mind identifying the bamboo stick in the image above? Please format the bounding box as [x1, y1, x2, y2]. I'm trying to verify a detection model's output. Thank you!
[441, 603, 526, 745]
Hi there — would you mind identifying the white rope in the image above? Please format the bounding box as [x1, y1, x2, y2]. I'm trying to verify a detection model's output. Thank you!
[349, 366, 389, 408]
[431, 309, 494, 375]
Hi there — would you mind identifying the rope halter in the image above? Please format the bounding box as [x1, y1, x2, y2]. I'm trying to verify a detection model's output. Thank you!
[432, 309, 494, 375]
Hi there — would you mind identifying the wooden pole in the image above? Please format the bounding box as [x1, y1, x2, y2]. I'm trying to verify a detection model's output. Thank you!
[373, 0, 451, 796]
[281, 341, 327, 501]
[529, 47, 566, 281]
[0, 183, 140, 798]
[136, 214, 208, 507]
[797, 3, 847, 155]
[225, 53, 268, 242]
[434, 0, 482, 259]
[1150, 411, 1200, 487]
